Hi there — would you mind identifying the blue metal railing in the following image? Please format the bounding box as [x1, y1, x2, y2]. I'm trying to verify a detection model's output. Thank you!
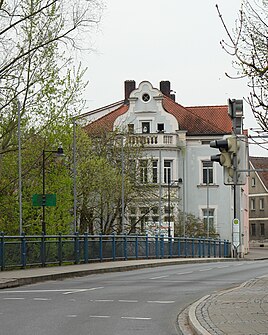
[0, 233, 231, 271]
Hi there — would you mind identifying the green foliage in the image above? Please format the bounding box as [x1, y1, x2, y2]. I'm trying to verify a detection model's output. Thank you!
[174, 211, 218, 238]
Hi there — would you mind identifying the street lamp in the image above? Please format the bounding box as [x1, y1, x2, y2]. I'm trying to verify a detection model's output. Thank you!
[42, 145, 64, 234]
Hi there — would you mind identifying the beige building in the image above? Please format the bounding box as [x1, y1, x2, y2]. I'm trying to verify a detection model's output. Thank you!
[249, 157, 268, 240]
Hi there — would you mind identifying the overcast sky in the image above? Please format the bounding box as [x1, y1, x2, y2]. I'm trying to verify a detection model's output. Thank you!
[81, 0, 267, 156]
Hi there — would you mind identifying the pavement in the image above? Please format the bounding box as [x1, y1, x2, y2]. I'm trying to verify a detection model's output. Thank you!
[0, 246, 268, 335]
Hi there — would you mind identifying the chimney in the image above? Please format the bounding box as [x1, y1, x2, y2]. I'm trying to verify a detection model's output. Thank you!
[160, 80, 171, 97]
[124, 80, 136, 104]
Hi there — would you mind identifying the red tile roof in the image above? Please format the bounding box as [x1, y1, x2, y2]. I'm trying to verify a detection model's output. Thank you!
[250, 157, 268, 189]
[163, 96, 232, 135]
[84, 94, 232, 136]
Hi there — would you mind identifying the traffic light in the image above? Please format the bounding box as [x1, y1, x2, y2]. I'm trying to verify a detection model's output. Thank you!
[210, 136, 237, 181]
[210, 135, 247, 185]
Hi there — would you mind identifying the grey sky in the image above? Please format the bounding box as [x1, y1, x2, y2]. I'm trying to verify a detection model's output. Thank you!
[81, 0, 267, 156]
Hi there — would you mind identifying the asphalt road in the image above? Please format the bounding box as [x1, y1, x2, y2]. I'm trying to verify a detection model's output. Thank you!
[1, 260, 268, 335]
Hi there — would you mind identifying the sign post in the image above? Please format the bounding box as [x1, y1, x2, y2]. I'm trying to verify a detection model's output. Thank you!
[232, 218, 240, 258]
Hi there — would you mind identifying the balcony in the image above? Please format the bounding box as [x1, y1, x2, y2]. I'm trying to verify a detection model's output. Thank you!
[128, 133, 185, 148]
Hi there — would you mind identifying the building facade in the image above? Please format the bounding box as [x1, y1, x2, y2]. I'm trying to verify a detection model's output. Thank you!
[83, 80, 249, 253]
[249, 157, 268, 241]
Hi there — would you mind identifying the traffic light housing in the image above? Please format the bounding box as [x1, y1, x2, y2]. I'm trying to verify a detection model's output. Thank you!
[210, 135, 247, 185]
[210, 136, 236, 181]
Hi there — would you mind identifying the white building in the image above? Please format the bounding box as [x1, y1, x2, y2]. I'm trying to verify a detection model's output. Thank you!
[84, 80, 249, 251]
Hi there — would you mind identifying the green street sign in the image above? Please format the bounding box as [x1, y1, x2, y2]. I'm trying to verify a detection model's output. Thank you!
[32, 194, 56, 207]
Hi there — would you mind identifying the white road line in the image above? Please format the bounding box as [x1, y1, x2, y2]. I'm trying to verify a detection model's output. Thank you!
[89, 315, 111, 318]
[177, 271, 193, 275]
[118, 300, 138, 303]
[94, 299, 114, 302]
[199, 268, 213, 272]
[121, 316, 151, 320]
[217, 265, 229, 269]
[3, 298, 25, 300]
[150, 275, 169, 280]
[1, 287, 104, 294]
[33, 298, 51, 301]
[147, 300, 175, 304]
[66, 315, 77, 318]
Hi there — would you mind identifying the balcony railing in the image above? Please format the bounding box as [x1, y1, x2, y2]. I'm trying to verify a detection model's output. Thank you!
[128, 133, 182, 147]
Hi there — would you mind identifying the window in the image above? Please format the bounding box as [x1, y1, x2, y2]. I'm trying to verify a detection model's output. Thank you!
[260, 223, 265, 236]
[142, 93, 150, 102]
[202, 209, 215, 227]
[251, 223, 256, 236]
[142, 122, 150, 133]
[164, 160, 172, 184]
[260, 198, 264, 210]
[152, 160, 158, 183]
[140, 160, 148, 184]
[202, 161, 213, 184]
[250, 198, 255, 210]
[157, 123, 164, 132]
[251, 177, 256, 187]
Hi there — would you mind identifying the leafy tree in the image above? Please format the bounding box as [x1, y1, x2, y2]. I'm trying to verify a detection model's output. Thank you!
[0, 0, 104, 234]
[217, 1, 268, 132]
[174, 211, 218, 238]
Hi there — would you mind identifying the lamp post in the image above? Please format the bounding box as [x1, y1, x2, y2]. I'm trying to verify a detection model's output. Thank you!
[42, 145, 64, 234]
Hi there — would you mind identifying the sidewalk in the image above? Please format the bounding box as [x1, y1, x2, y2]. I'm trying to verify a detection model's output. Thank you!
[185, 247, 268, 335]
[0, 257, 230, 289]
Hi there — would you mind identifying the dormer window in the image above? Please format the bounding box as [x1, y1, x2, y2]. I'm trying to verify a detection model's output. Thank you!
[157, 123, 164, 132]
[142, 122, 150, 133]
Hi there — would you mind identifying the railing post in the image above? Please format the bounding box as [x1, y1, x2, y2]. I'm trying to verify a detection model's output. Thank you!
[84, 233, 89, 264]
[112, 233, 116, 261]
[219, 239, 222, 258]
[21, 232, 26, 269]
[0, 232, 4, 271]
[74, 232, 79, 264]
[160, 235, 164, 258]
[155, 235, 159, 258]
[224, 240, 228, 257]
[99, 234, 103, 262]
[124, 234, 128, 260]
[145, 234, 149, 259]
[135, 235, 138, 259]
[184, 237, 188, 257]
[202, 238, 205, 257]
[41, 233, 46, 267]
[214, 240, 216, 258]
[191, 238, 195, 257]
[208, 238, 211, 258]
[177, 238, 181, 257]
[58, 233, 62, 266]
[198, 238, 201, 258]
[169, 236, 172, 258]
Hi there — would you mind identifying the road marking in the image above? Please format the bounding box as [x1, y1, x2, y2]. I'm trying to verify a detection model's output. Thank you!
[147, 300, 175, 304]
[217, 265, 229, 269]
[177, 271, 193, 275]
[66, 315, 77, 318]
[121, 316, 151, 320]
[3, 297, 25, 300]
[150, 275, 169, 280]
[33, 298, 51, 301]
[199, 268, 213, 272]
[94, 299, 114, 302]
[118, 300, 138, 303]
[89, 315, 111, 318]
[1, 287, 104, 294]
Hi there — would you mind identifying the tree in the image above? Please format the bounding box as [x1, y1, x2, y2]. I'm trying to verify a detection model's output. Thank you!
[217, 1, 268, 132]
[0, 0, 104, 234]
